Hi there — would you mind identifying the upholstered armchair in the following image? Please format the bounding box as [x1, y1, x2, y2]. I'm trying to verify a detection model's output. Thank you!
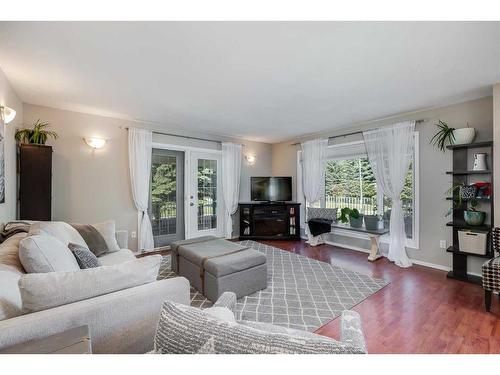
[482, 227, 500, 311]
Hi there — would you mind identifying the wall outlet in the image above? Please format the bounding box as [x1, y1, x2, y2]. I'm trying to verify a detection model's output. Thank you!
[439, 240, 447, 249]
[131, 231, 137, 239]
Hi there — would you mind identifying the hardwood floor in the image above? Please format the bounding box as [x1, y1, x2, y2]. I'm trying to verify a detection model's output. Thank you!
[259, 239, 500, 354]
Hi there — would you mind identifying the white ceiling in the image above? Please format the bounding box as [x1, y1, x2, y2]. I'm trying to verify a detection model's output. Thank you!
[0, 22, 499, 143]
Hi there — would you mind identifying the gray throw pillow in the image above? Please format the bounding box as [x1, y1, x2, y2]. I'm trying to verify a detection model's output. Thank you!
[70, 224, 108, 257]
[154, 301, 365, 354]
[68, 243, 101, 269]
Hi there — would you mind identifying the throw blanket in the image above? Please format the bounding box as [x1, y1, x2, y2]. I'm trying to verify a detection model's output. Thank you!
[307, 218, 333, 237]
[0, 221, 32, 243]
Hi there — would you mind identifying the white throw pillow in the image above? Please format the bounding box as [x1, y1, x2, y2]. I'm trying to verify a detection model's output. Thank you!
[29, 221, 87, 248]
[19, 255, 162, 313]
[19, 235, 80, 273]
[92, 220, 121, 252]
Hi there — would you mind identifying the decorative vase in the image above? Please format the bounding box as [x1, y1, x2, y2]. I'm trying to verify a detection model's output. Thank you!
[364, 215, 379, 230]
[451, 128, 475, 145]
[349, 214, 364, 228]
[473, 153, 487, 171]
[463, 210, 485, 226]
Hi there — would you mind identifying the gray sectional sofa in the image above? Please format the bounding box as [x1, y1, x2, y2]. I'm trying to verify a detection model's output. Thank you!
[0, 221, 190, 354]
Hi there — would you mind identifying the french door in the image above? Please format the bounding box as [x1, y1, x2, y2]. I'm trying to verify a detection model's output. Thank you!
[187, 151, 223, 238]
[149, 149, 185, 247]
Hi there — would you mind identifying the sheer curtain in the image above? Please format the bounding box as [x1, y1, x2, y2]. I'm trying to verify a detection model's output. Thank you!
[128, 127, 154, 252]
[221, 142, 242, 238]
[301, 138, 328, 205]
[363, 121, 415, 268]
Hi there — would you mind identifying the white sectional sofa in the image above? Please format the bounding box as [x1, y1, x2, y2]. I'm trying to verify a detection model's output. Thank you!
[0, 221, 190, 354]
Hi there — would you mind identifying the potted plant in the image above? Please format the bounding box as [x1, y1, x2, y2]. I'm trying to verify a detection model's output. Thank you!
[15, 119, 58, 145]
[430, 120, 475, 151]
[463, 198, 486, 226]
[364, 214, 380, 230]
[339, 207, 363, 228]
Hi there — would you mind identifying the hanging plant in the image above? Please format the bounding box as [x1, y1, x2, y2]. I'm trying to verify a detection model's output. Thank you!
[430, 120, 455, 152]
[15, 119, 58, 145]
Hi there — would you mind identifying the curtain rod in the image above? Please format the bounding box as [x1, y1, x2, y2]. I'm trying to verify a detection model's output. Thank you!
[119, 126, 245, 146]
[291, 119, 426, 146]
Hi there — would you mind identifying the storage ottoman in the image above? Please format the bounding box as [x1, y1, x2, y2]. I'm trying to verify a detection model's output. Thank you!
[171, 236, 267, 302]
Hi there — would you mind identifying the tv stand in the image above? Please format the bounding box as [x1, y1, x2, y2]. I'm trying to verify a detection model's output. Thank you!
[239, 202, 301, 241]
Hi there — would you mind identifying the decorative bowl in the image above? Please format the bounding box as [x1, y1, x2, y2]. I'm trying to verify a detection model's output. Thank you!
[463, 210, 485, 226]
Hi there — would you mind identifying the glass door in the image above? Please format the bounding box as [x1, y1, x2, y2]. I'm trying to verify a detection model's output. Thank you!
[188, 151, 222, 238]
[149, 149, 185, 247]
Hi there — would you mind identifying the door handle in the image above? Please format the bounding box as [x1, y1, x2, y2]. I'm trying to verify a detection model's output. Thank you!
[190, 202, 194, 207]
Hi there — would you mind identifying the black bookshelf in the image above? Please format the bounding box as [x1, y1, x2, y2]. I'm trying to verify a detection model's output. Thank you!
[445, 141, 494, 285]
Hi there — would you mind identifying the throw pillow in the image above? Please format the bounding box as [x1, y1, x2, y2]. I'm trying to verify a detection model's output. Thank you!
[70, 224, 108, 257]
[19, 255, 162, 313]
[154, 301, 366, 354]
[91, 220, 121, 252]
[68, 243, 101, 269]
[29, 222, 87, 248]
[19, 235, 80, 273]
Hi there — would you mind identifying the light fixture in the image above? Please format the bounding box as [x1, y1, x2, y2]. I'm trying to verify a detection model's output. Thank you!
[84, 137, 106, 149]
[245, 154, 256, 165]
[1, 106, 16, 124]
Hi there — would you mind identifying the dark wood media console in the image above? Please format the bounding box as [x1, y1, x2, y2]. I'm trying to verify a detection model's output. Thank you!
[238, 202, 301, 241]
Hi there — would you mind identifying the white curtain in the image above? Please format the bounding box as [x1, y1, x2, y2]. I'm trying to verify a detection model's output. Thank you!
[221, 142, 242, 238]
[363, 121, 415, 268]
[300, 139, 328, 205]
[128, 127, 154, 252]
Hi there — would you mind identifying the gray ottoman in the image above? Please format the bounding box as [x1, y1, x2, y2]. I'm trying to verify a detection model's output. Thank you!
[171, 236, 267, 302]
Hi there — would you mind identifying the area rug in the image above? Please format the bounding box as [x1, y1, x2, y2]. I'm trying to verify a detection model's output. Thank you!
[158, 240, 388, 331]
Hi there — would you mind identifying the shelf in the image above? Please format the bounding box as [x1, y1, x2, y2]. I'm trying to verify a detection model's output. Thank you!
[446, 245, 492, 259]
[446, 221, 491, 231]
[446, 141, 493, 150]
[445, 170, 491, 175]
[446, 271, 482, 285]
[446, 197, 491, 201]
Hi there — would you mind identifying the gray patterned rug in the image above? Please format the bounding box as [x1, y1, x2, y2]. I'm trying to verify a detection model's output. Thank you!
[158, 240, 388, 331]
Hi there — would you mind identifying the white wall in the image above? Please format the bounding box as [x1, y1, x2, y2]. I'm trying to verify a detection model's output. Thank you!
[23, 104, 273, 250]
[273, 96, 494, 274]
[0, 67, 22, 223]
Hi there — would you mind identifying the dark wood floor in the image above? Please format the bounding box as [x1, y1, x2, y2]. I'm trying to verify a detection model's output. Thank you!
[259, 239, 500, 354]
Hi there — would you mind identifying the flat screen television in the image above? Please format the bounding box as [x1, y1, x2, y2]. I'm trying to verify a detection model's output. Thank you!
[251, 177, 292, 202]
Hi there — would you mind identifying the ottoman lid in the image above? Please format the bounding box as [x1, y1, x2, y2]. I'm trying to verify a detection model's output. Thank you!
[178, 238, 248, 267]
[204, 249, 267, 277]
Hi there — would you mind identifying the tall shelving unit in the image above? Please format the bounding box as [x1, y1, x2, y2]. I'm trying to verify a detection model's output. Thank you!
[445, 141, 494, 285]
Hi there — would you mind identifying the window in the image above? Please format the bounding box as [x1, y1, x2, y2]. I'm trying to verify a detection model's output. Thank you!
[298, 134, 419, 248]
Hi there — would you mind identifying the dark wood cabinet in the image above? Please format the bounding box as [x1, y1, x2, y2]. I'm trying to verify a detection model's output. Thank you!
[18, 144, 52, 220]
[239, 202, 301, 240]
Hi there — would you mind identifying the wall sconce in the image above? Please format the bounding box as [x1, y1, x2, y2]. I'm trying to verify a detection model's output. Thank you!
[245, 154, 256, 166]
[1, 106, 16, 124]
[84, 137, 106, 149]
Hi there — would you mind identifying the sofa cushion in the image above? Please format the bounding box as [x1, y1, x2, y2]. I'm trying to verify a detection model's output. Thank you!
[70, 223, 109, 257]
[0, 265, 23, 320]
[154, 301, 365, 354]
[29, 222, 87, 248]
[98, 249, 136, 266]
[19, 255, 162, 313]
[204, 249, 266, 277]
[92, 220, 121, 253]
[19, 235, 80, 273]
[68, 243, 101, 269]
[0, 232, 27, 273]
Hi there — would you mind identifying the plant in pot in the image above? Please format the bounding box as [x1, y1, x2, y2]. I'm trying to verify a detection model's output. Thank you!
[15, 119, 58, 145]
[339, 207, 363, 228]
[363, 204, 380, 230]
[445, 183, 485, 226]
[430, 120, 475, 152]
